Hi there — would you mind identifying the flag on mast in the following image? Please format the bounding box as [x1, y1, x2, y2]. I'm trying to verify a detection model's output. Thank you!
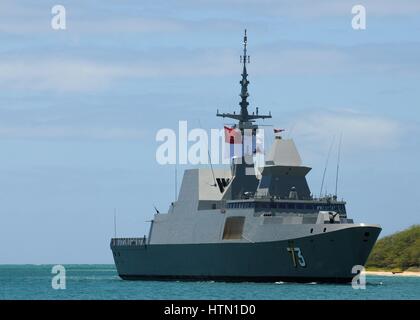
[223, 126, 242, 160]
[224, 126, 242, 144]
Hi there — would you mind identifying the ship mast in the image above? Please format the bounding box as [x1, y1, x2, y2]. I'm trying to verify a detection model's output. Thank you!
[217, 29, 271, 132]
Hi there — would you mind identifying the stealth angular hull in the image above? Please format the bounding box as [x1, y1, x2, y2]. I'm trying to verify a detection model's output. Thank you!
[109, 31, 382, 284]
[111, 225, 380, 283]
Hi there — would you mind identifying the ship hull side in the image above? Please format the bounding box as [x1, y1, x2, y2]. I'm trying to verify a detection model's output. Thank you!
[111, 225, 380, 283]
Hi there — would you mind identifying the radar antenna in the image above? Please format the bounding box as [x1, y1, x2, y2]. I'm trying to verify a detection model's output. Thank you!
[335, 133, 343, 197]
[217, 29, 272, 130]
[198, 119, 217, 187]
[319, 136, 335, 198]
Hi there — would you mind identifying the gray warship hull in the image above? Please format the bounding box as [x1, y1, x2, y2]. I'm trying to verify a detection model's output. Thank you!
[110, 31, 382, 284]
[111, 225, 380, 283]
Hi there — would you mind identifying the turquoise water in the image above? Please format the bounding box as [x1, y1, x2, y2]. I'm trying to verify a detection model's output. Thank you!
[0, 265, 419, 300]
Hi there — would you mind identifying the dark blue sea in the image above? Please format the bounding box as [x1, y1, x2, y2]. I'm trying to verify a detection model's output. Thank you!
[0, 265, 419, 300]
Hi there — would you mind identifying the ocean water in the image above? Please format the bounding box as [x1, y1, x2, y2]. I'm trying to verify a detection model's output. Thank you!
[0, 265, 419, 300]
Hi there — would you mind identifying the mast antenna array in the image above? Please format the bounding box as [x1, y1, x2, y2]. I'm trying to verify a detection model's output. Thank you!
[319, 136, 335, 198]
[217, 29, 271, 130]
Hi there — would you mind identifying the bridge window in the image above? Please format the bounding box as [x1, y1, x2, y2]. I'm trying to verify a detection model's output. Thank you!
[287, 203, 295, 210]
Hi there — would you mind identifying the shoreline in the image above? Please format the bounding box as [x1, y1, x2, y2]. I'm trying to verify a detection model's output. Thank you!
[365, 270, 420, 277]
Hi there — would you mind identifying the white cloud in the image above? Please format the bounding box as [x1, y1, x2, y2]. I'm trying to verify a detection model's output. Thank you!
[0, 125, 145, 140]
[0, 51, 238, 92]
[74, 17, 187, 34]
[1, 0, 420, 38]
[0, 1, 241, 36]
[0, 26, 419, 93]
[253, 47, 350, 76]
[1, 40, 419, 92]
[291, 110, 403, 153]
[0, 60, 130, 92]
[187, 0, 420, 17]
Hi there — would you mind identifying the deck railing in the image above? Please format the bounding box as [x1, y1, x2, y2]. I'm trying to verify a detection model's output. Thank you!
[110, 237, 147, 246]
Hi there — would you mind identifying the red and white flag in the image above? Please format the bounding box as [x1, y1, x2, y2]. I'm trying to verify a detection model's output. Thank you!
[224, 126, 242, 144]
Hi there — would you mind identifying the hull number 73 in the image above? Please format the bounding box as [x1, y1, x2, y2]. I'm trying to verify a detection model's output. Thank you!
[287, 247, 306, 268]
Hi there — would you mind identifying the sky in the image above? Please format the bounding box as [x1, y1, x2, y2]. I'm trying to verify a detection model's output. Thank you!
[0, 0, 419, 263]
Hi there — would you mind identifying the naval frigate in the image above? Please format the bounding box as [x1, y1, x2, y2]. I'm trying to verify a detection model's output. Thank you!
[110, 30, 381, 283]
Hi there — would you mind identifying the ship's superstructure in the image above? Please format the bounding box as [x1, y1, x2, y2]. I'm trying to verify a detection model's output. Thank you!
[110, 31, 381, 282]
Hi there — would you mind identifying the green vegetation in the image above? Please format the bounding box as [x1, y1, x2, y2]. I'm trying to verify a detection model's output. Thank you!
[366, 225, 420, 272]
